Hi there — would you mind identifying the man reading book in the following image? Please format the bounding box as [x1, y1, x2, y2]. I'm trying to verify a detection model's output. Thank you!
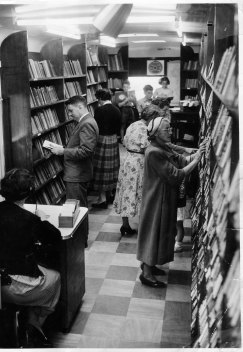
[51, 96, 99, 245]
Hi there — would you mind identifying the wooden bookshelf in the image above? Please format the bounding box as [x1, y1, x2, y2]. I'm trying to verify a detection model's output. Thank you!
[180, 45, 199, 100]
[190, 4, 239, 348]
[1, 31, 88, 205]
[107, 45, 128, 91]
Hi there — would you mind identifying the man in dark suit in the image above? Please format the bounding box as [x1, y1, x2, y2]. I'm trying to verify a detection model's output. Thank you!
[51, 95, 99, 209]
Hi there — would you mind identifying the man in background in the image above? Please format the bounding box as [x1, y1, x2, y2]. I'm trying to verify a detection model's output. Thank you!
[137, 85, 154, 115]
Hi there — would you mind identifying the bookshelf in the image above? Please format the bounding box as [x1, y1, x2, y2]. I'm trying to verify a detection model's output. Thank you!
[190, 4, 239, 348]
[107, 45, 128, 91]
[1, 31, 87, 205]
[180, 45, 199, 101]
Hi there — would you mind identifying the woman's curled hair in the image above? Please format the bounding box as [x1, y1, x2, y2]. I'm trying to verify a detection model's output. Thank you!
[0, 168, 34, 201]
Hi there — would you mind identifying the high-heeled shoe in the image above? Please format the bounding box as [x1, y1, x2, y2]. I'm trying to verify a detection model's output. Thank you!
[120, 225, 137, 236]
[139, 274, 166, 288]
[140, 263, 166, 276]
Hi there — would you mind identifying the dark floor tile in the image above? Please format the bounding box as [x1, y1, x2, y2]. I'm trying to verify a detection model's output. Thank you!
[92, 295, 130, 316]
[162, 301, 191, 330]
[106, 215, 122, 224]
[96, 232, 121, 242]
[174, 249, 192, 257]
[85, 277, 104, 295]
[70, 311, 90, 334]
[184, 227, 191, 236]
[132, 281, 166, 300]
[168, 270, 191, 285]
[161, 330, 191, 346]
[89, 208, 112, 215]
[116, 242, 137, 254]
[119, 341, 161, 348]
[106, 265, 138, 281]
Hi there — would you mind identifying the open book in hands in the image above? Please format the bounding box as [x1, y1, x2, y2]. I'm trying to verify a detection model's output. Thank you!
[43, 140, 62, 150]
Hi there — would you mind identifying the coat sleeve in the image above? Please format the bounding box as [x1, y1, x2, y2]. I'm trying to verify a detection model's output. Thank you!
[148, 149, 185, 187]
[64, 121, 98, 160]
[32, 216, 61, 245]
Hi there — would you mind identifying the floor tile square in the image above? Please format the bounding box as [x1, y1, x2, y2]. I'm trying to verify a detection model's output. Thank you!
[77, 335, 121, 348]
[111, 253, 140, 267]
[161, 330, 191, 345]
[89, 222, 104, 232]
[119, 340, 161, 348]
[116, 242, 137, 254]
[169, 261, 191, 271]
[89, 241, 119, 253]
[121, 317, 163, 343]
[100, 222, 121, 232]
[82, 313, 125, 338]
[80, 293, 97, 313]
[70, 311, 89, 334]
[87, 230, 99, 241]
[120, 234, 138, 243]
[85, 252, 115, 267]
[85, 265, 109, 279]
[88, 208, 111, 215]
[92, 295, 130, 316]
[165, 284, 191, 302]
[99, 279, 135, 297]
[85, 277, 104, 295]
[106, 215, 122, 223]
[96, 232, 121, 242]
[106, 265, 138, 281]
[127, 298, 165, 320]
[88, 214, 108, 223]
[168, 270, 191, 285]
[132, 281, 166, 300]
[162, 301, 191, 330]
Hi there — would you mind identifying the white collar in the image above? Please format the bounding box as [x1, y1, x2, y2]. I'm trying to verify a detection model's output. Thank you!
[79, 112, 89, 122]
[103, 100, 112, 105]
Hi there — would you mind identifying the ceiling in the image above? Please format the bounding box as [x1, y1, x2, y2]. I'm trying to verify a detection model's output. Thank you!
[0, 1, 211, 47]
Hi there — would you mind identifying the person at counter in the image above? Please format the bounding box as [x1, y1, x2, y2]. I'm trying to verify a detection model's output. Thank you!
[0, 168, 61, 348]
[153, 76, 174, 102]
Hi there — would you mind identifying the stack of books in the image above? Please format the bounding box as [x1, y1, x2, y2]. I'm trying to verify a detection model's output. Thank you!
[30, 85, 59, 107]
[29, 59, 56, 79]
[64, 81, 83, 98]
[64, 60, 83, 76]
[108, 53, 124, 71]
[31, 108, 60, 135]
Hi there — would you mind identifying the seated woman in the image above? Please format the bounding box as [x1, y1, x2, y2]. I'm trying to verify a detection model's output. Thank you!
[137, 117, 206, 287]
[0, 168, 61, 348]
[113, 104, 161, 236]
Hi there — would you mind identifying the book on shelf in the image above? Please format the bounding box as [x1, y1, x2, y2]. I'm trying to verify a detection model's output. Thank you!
[108, 78, 123, 89]
[87, 69, 96, 84]
[214, 46, 236, 93]
[64, 81, 83, 98]
[64, 60, 83, 76]
[29, 59, 56, 79]
[206, 55, 214, 83]
[183, 60, 199, 70]
[184, 78, 198, 89]
[30, 85, 59, 107]
[97, 67, 107, 82]
[86, 49, 100, 66]
[108, 53, 124, 71]
[31, 108, 60, 135]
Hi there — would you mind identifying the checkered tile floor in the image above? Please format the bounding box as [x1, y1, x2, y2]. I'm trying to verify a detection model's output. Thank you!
[52, 198, 192, 348]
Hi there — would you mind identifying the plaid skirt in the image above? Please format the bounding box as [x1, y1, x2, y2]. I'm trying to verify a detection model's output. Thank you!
[92, 134, 120, 191]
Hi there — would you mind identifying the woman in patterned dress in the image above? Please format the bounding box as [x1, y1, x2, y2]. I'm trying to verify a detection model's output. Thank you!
[113, 104, 161, 236]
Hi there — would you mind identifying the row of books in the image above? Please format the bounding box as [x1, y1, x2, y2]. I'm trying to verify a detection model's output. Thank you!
[64, 81, 83, 99]
[34, 157, 63, 189]
[29, 59, 56, 79]
[87, 104, 95, 117]
[97, 67, 107, 82]
[33, 130, 62, 158]
[86, 49, 100, 66]
[31, 108, 60, 135]
[30, 85, 59, 108]
[87, 69, 97, 84]
[36, 176, 65, 204]
[87, 85, 102, 103]
[64, 60, 83, 76]
[108, 53, 124, 71]
[182, 60, 199, 71]
[108, 78, 123, 89]
[184, 78, 198, 89]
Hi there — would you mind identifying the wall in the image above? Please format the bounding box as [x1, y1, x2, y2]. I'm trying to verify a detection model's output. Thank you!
[129, 42, 180, 58]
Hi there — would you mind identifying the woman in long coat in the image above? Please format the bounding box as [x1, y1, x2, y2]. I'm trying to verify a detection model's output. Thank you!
[137, 117, 206, 287]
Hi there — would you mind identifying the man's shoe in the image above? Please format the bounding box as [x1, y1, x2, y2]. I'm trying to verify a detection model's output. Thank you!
[139, 274, 166, 288]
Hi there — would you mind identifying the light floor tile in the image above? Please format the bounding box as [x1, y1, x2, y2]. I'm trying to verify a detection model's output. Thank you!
[80, 293, 97, 313]
[82, 313, 125, 338]
[106, 265, 138, 281]
[99, 279, 135, 297]
[87, 230, 99, 242]
[184, 219, 192, 227]
[85, 277, 104, 295]
[119, 340, 161, 348]
[89, 241, 119, 253]
[127, 297, 165, 320]
[165, 284, 191, 303]
[88, 214, 108, 223]
[121, 317, 163, 343]
[85, 265, 109, 279]
[120, 234, 138, 243]
[100, 222, 121, 232]
[169, 261, 191, 271]
[85, 251, 115, 267]
[92, 295, 130, 316]
[77, 335, 121, 348]
[89, 222, 104, 231]
[111, 253, 140, 267]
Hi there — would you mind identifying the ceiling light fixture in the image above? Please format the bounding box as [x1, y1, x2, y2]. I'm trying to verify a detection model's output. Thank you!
[99, 35, 116, 48]
[182, 34, 187, 46]
[118, 33, 159, 37]
[46, 26, 81, 40]
[127, 16, 175, 23]
[16, 17, 93, 26]
[131, 40, 166, 43]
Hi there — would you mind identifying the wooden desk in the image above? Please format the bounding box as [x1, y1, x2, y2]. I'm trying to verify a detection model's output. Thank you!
[24, 204, 88, 333]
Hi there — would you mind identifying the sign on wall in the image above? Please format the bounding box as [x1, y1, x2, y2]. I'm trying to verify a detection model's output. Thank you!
[147, 60, 165, 75]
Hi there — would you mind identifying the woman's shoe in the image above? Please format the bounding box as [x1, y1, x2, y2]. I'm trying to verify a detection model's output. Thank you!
[140, 263, 166, 276]
[120, 225, 137, 236]
[25, 324, 53, 348]
[92, 201, 108, 209]
[139, 274, 166, 288]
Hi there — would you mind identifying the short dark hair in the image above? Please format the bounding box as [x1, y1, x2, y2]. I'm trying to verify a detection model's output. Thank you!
[143, 85, 153, 92]
[141, 104, 161, 121]
[0, 168, 34, 201]
[152, 97, 170, 109]
[66, 95, 87, 107]
[159, 76, 170, 85]
[95, 89, 111, 101]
